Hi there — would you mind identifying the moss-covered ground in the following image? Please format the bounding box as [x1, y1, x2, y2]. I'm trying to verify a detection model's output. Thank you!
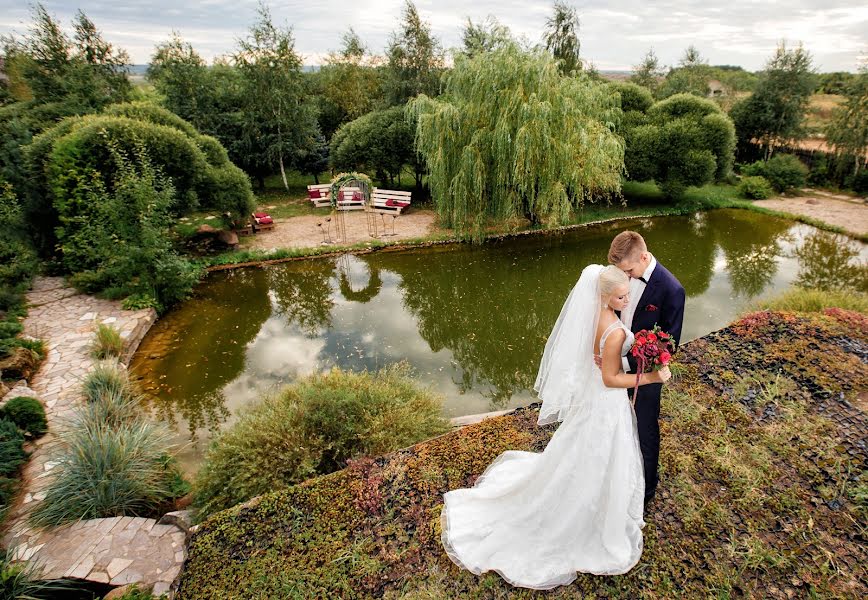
[177, 309, 867, 599]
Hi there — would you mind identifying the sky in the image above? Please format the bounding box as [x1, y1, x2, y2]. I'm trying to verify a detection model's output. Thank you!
[1, 1, 865, 72]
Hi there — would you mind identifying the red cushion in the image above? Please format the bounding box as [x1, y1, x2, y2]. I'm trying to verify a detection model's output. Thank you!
[256, 216, 273, 224]
[309, 190, 321, 199]
[352, 191, 363, 201]
[254, 211, 269, 218]
[386, 199, 409, 207]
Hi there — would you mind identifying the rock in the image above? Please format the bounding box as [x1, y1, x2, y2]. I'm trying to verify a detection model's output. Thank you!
[0, 381, 8, 399]
[0, 348, 41, 381]
[806, 198, 819, 205]
[174, 492, 193, 510]
[105, 583, 153, 599]
[195, 224, 218, 234]
[159, 510, 193, 533]
[216, 230, 239, 247]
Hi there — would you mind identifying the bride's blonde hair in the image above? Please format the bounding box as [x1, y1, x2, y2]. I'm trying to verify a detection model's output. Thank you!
[599, 265, 629, 297]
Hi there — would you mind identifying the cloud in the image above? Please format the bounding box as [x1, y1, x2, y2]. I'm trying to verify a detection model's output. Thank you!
[0, 1, 863, 71]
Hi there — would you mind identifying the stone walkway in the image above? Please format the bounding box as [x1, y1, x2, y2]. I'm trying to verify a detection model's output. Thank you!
[0, 277, 185, 594]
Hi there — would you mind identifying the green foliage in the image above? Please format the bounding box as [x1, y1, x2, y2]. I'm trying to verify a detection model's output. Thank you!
[630, 48, 664, 93]
[31, 364, 182, 527]
[610, 81, 654, 114]
[738, 175, 773, 199]
[731, 42, 815, 156]
[314, 30, 384, 139]
[47, 142, 203, 311]
[0, 419, 27, 477]
[409, 44, 624, 239]
[742, 154, 808, 193]
[1, 396, 47, 437]
[543, 1, 582, 75]
[233, 3, 321, 191]
[383, 1, 445, 106]
[0, 181, 39, 359]
[752, 287, 868, 315]
[459, 16, 513, 59]
[90, 323, 124, 359]
[330, 107, 417, 184]
[825, 71, 867, 177]
[192, 364, 448, 519]
[623, 93, 736, 198]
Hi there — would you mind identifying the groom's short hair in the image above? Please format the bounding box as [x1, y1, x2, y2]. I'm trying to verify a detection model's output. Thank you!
[608, 231, 647, 264]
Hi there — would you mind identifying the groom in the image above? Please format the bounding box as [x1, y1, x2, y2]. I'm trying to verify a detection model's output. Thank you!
[608, 231, 685, 505]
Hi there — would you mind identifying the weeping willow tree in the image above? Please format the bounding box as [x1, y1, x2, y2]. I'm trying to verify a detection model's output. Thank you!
[407, 44, 624, 240]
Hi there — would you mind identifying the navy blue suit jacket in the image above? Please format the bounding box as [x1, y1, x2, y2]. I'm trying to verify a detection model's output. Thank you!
[622, 261, 685, 372]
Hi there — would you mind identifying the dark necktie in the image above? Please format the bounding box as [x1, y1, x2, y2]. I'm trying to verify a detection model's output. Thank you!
[638, 276, 648, 284]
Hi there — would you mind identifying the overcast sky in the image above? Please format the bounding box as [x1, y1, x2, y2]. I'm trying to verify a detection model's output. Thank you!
[1, 1, 865, 72]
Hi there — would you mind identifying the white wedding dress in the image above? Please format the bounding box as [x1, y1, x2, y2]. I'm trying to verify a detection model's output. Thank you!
[441, 265, 645, 589]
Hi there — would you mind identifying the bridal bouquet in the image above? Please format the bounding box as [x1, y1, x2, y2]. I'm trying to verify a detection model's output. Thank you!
[630, 326, 675, 399]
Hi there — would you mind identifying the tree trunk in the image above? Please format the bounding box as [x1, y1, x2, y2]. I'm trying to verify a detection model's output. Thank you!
[279, 154, 289, 191]
[314, 172, 320, 185]
[257, 174, 266, 191]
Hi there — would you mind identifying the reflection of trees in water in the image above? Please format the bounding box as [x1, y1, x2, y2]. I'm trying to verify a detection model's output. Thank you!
[267, 259, 336, 335]
[374, 239, 603, 409]
[133, 268, 272, 437]
[641, 213, 717, 296]
[793, 231, 868, 292]
[711, 210, 792, 298]
[337, 255, 382, 303]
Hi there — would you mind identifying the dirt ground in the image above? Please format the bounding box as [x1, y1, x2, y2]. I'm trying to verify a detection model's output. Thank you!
[242, 209, 439, 250]
[754, 190, 868, 237]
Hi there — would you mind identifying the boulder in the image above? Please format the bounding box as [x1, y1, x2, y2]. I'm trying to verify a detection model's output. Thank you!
[216, 229, 239, 247]
[0, 347, 41, 381]
[104, 583, 153, 599]
[159, 509, 193, 533]
[185, 225, 238, 254]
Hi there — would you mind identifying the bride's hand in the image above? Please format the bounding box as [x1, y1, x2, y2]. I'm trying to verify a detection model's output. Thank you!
[653, 366, 672, 384]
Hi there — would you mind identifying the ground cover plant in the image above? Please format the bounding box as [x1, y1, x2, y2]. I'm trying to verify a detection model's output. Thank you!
[178, 308, 868, 599]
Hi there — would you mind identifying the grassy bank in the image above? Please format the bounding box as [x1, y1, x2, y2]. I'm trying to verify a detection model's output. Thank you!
[195, 181, 865, 272]
[177, 308, 867, 599]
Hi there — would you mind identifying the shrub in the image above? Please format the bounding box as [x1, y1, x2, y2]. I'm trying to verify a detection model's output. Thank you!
[82, 361, 136, 404]
[1, 396, 47, 437]
[0, 419, 27, 477]
[193, 363, 448, 519]
[29, 418, 178, 527]
[77, 387, 141, 429]
[90, 323, 124, 360]
[752, 287, 868, 315]
[739, 175, 774, 199]
[743, 154, 808, 193]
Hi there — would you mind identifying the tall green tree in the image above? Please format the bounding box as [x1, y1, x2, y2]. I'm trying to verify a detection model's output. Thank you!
[383, 1, 444, 106]
[657, 46, 712, 99]
[147, 33, 209, 126]
[543, 1, 582, 75]
[825, 66, 867, 176]
[630, 49, 664, 93]
[460, 16, 513, 59]
[315, 29, 383, 139]
[233, 2, 320, 190]
[731, 41, 816, 159]
[408, 45, 624, 239]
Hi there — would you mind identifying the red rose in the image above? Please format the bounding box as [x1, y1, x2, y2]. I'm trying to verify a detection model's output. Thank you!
[631, 348, 639, 357]
[636, 336, 646, 346]
[654, 357, 661, 364]
[647, 333, 657, 342]
[660, 351, 671, 363]
[660, 332, 669, 339]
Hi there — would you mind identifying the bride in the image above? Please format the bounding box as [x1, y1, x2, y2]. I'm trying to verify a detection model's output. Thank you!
[441, 264, 671, 589]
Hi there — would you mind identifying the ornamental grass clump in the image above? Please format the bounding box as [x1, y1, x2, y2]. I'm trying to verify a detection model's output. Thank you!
[193, 363, 448, 519]
[90, 323, 124, 359]
[31, 361, 183, 527]
[752, 287, 868, 315]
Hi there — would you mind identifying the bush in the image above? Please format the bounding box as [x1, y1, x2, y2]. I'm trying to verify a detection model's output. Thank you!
[90, 323, 124, 360]
[743, 154, 808, 193]
[82, 361, 136, 404]
[1, 396, 47, 437]
[0, 418, 27, 509]
[29, 418, 178, 527]
[752, 287, 868, 315]
[739, 175, 774, 199]
[193, 364, 448, 519]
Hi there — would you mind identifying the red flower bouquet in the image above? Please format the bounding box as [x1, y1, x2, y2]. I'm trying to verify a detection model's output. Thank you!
[630, 325, 675, 401]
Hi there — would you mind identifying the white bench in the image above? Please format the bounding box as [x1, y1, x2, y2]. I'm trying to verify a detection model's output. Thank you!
[370, 188, 412, 215]
[307, 184, 331, 208]
[336, 186, 365, 211]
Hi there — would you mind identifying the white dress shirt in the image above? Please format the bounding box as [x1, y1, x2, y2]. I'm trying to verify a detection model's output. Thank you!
[621, 254, 656, 373]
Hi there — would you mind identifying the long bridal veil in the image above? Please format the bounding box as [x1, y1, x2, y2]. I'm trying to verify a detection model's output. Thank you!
[534, 264, 603, 425]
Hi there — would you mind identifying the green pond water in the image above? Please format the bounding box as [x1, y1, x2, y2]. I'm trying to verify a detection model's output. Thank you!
[130, 209, 868, 472]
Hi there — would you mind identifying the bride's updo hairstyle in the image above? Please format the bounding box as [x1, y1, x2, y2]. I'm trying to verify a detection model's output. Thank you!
[599, 265, 629, 298]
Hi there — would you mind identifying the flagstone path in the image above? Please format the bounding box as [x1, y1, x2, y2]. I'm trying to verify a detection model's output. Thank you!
[0, 277, 186, 595]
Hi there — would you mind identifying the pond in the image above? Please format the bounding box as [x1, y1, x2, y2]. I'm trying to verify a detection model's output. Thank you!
[130, 209, 868, 472]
